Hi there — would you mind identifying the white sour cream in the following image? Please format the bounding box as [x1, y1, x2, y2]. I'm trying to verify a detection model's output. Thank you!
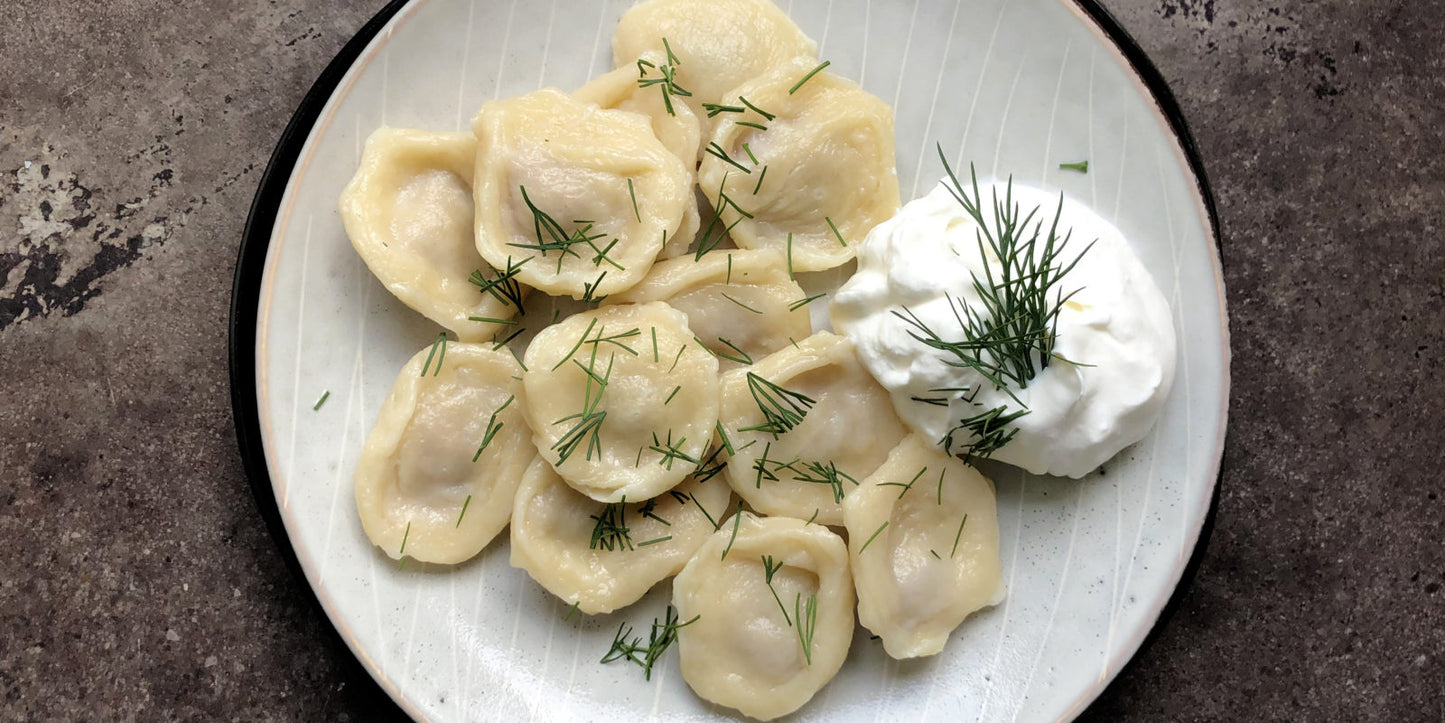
[831, 180, 1176, 478]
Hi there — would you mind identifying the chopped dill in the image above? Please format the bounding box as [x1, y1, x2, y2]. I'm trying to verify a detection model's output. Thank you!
[420, 333, 447, 376]
[857, 521, 889, 554]
[788, 60, 830, 94]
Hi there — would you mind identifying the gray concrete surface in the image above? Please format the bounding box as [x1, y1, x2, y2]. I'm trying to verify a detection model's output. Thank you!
[1, 0, 1441, 720]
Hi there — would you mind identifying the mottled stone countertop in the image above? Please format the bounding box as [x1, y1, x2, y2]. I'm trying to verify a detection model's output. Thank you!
[2, 0, 1441, 720]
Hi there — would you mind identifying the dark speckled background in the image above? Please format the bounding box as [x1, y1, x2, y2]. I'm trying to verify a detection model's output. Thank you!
[2, 0, 1441, 720]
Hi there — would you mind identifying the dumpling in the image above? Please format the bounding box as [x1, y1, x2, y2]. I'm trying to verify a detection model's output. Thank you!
[520, 302, 719, 503]
[573, 50, 702, 258]
[612, 0, 816, 122]
[471, 89, 692, 299]
[843, 435, 1005, 659]
[510, 452, 732, 614]
[697, 57, 900, 271]
[672, 512, 853, 721]
[339, 128, 522, 341]
[354, 341, 533, 565]
[608, 249, 812, 369]
[718, 332, 907, 525]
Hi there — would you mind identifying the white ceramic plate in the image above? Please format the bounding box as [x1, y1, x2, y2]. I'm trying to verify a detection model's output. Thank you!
[235, 0, 1228, 720]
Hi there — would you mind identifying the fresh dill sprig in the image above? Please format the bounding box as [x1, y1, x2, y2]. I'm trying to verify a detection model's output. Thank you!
[638, 498, 670, 527]
[585, 326, 641, 356]
[397, 521, 411, 569]
[471, 395, 514, 461]
[650, 430, 699, 470]
[635, 38, 691, 116]
[720, 502, 744, 560]
[468, 256, 529, 312]
[824, 216, 847, 247]
[877, 466, 929, 500]
[786, 233, 795, 279]
[651, 327, 659, 363]
[951, 514, 970, 558]
[600, 605, 699, 680]
[738, 372, 816, 437]
[721, 292, 763, 314]
[312, 391, 330, 411]
[788, 60, 830, 94]
[1059, 160, 1089, 173]
[857, 522, 889, 554]
[692, 443, 728, 484]
[706, 142, 752, 174]
[589, 497, 632, 551]
[513, 187, 623, 272]
[664, 385, 681, 405]
[753, 165, 768, 194]
[552, 345, 614, 465]
[738, 120, 768, 131]
[760, 555, 792, 625]
[738, 96, 775, 120]
[788, 293, 826, 312]
[694, 173, 749, 260]
[791, 460, 857, 504]
[627, 178, 641, 222]
[420, 333, 447, 376]
[456, 494, 473, 527]
[715, 422, 735, 455]
[701, 102, 745, 117]
[581, 272, 609, 304]
[564, 601, 581, 621]
[895, 146, 1095, 460]
[637, 535, 672, 547]
[714, 337, 753, 365]
[939, 404, 1029, 464]
[794, 592, 818, 664]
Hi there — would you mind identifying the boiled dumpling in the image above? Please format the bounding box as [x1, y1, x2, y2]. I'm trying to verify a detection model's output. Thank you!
[718, 332, 907, 525]
[608, 249, 812, 369]
[573, 50, 702, 258]
[697, 57, 900, 271]
[355, 342, 533, 564]
[510, 453, 732, 614]
[613, 0, 816, 127]
[471, 89, 692, 299]
[340, 128, 522, 341]
[843, 435, 1005, 658]
[520, 302, 719, 503]
[673, 512, 853, 721]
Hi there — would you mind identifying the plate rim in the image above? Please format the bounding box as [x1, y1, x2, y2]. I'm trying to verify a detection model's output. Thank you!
[227, 1, 1228, 719]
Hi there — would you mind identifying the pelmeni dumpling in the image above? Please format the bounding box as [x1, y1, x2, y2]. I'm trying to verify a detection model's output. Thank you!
[340, 128, 522, 341]
[698, 57, 900, 271]
[719, 332, 907, 525]
[673, 512, 854, 721]
[613, 0, 816, 124]
[355, 342, 532, 564]
[471, 89, 692, 299]
[574, 52, 703, 258]
[608, 249, 811, 369]
[520, 302, 719, 503]
[843, 435, 1005, 659]
[510, 454, 732, 614]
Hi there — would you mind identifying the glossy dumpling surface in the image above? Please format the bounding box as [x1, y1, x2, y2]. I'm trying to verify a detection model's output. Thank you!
[843, 435, 1005, 658]
[672, 512, 853, 721]
[613, 0, 816, 117]
[573, 52, 702, 258]
[339, 128, 521, 341]
[698, 57, 900, 271]
[472, 89, 691, 299]
[520, 302, 719, 503]
[608, 249, 811, 369]
[510, 454, 732, 614]
[355, 342, 532, 564]
[718, 332, 908, 525]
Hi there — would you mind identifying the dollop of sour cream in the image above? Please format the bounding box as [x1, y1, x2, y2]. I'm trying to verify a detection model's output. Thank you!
[831, 180, 1175, 478]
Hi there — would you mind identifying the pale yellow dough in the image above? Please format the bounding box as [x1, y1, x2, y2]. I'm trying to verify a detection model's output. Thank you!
[613, 0, 817, 132]
[339, 128, 521, 341]
[471, 89, 691, 299]
[608, 249, 812, 370]
[510, 456, 732, 614]
[672, 512, 854, 721]
[354, 343, 532, 565]
[719, 332, 907, 525]
[843, 435, 1005, 659]
[698, 57, 900, 271]
[520, 302, 719, 503]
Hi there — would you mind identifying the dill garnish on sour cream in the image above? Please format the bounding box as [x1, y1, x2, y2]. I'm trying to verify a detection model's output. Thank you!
[832, 152, 1176, 478]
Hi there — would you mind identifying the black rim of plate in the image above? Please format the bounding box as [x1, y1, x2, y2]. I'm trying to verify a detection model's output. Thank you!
[228, 1, 1224, 719]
